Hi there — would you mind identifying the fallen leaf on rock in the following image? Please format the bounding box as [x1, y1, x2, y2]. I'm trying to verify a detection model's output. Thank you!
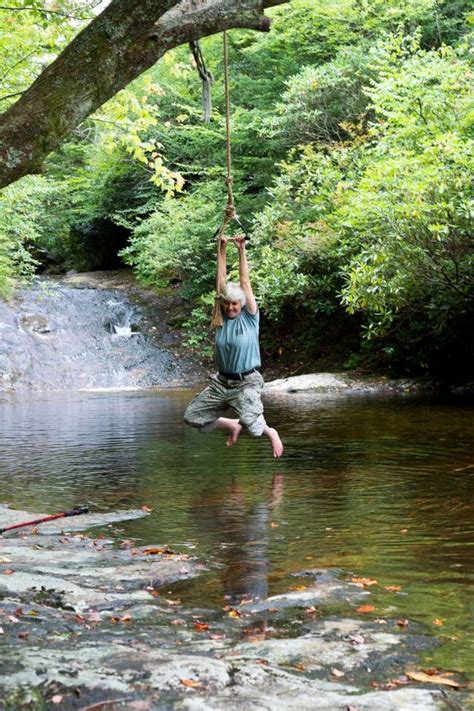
[170, 619, 185, 626]
[51, 695, 63, 705]
[228, 609, 241, 618]
[3, 569, 15, 575]
[194, 622, 209, 632]
[397, 619, 409, 628]
[243, 625, 265, 636]
[384, 585, 402, 592]
[331, 668, 345, 677]
[349, 634, 365, 645]
[141, 505, 153, 512]
[180, 678, 205, 689]
[292, 662, 306, 671]
[210, 633, 226, 640]
[351, 577, 378, 587]
[8, 615, 20, 624]
[356, 605, 375, 613]
[393, 675, 410, 685]
[143, 547, 176, 556]
[18, 631, 28, 639]
[406, 671, 464, 688]
[121, 614, 132, 622]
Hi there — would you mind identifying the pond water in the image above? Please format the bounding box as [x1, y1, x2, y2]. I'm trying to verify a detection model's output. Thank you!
[0, 388, 472, 679]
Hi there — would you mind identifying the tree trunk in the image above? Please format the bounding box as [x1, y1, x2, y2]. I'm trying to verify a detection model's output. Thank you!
[0, 0, 287, 189]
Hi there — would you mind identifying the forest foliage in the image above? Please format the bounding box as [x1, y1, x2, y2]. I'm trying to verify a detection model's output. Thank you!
[0, 0, 473, 379]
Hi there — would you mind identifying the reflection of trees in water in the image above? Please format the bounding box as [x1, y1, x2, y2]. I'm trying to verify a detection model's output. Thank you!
[0, 393, 181, 510]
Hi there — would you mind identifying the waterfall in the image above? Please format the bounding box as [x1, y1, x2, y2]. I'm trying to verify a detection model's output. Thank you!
[0, 277, 196, 392]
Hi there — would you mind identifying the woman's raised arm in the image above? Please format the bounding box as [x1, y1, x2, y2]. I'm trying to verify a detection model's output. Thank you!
[235, 236, 257, 315]
[216, 236, 227, 295]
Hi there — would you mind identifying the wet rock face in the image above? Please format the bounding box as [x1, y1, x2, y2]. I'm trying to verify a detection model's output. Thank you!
[0, 507, 463, 711]
[0, 277, 201, 391]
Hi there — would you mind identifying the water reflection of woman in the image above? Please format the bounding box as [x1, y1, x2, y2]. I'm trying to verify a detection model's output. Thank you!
[184, 236, 283, 458]
[217, 473, 285, 604]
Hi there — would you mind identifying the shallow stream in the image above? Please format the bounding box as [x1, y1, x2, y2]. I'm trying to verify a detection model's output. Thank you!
[0, 389, 472, 679]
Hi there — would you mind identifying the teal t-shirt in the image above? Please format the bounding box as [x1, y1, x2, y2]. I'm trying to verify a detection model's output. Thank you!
[215, 308, 261, 374]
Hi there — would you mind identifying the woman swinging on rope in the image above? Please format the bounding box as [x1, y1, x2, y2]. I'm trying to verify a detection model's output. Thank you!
[184, 234, 283, 458]
[184, 31, 282, 457]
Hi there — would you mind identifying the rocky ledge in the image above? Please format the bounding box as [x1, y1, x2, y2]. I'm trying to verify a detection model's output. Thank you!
[0, 506, 468, 710]
[265, 373, 427, 395]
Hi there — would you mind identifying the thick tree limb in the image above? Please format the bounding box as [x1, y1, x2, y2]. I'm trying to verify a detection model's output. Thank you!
[0, 0, 288, 189]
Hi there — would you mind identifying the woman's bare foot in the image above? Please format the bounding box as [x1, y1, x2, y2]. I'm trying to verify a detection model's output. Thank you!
[265, 427, 284, 458]
[226, 421, 243, 447]
[215, 417, 243, 448]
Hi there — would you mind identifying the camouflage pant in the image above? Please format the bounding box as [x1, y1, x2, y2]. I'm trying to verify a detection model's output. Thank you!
[184, 371, 266, 436]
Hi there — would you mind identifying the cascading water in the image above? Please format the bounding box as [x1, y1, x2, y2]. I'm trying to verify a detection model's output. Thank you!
[0, 276, 198, 391]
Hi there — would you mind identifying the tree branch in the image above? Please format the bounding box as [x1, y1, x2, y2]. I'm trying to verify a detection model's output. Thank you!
[0, 0, 288, 189]
[0, 90, 26, 103]
[0, 5, 89, 19]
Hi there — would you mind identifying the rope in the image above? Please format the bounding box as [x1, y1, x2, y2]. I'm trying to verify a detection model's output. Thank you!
[223, 30, 234, 221]
[212, 31, 249, 328]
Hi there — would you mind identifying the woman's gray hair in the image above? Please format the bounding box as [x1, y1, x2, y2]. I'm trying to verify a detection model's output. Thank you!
[220, 281, 246, 307]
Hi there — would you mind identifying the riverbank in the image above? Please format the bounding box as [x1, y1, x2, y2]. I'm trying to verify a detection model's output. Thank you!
[0, 269, 453, 395]
[0, 506, 467, 710]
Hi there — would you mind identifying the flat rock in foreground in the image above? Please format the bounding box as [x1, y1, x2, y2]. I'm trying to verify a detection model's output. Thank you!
[0, 516, 464, 710]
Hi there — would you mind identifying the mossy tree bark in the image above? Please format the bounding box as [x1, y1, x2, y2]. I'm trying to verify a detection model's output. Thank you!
[0, 0, 287, 189]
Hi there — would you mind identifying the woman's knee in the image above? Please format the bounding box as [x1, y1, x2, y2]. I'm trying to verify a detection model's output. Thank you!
[184, 406, 217, 433]
[242, 414, 266, 437]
